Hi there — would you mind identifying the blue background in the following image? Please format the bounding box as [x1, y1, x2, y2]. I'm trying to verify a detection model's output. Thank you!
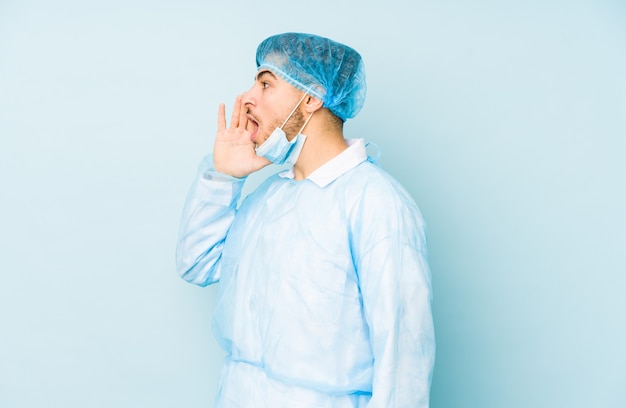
[1, 0, 625, 407]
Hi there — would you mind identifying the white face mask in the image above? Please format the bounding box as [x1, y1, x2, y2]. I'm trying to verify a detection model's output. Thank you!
[255, 93, 314, 165]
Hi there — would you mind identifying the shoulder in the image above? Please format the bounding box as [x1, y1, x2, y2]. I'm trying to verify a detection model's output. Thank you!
[342, 160, 428, 249]
[344, 161, 421, 212]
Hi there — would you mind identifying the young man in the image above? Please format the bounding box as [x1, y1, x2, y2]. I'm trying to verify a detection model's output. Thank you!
[176, 33, 435, 407]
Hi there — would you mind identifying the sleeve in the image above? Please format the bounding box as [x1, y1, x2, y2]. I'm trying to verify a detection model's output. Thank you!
[175, 155, 246, 286]
[353, 181, 436, 408]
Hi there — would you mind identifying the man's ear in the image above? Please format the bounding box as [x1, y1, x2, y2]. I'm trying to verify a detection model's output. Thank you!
[303, 95, 323, 113]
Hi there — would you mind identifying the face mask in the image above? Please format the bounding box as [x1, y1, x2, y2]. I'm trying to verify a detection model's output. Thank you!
[255, 93, 314, 165]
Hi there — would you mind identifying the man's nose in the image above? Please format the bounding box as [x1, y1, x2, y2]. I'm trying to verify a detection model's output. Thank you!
[242, 89, 256, 106]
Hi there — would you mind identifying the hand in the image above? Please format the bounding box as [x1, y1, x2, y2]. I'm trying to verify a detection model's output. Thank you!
[213, 94, 270, 178]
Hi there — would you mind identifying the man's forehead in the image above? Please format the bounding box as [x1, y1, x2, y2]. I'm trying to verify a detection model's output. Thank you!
[255, 69, 278, 81]
[255, 69, 300, 92]
[255, 66, 312, 96]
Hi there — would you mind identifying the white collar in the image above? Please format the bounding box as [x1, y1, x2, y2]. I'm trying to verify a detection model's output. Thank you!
[278, 139, 368, 188]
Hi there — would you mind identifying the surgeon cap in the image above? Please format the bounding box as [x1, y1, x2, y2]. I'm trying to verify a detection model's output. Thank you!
[256, 32, 366, 121]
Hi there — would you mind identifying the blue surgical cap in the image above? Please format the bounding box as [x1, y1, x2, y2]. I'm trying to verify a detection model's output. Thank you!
[256, 33, 366, 121]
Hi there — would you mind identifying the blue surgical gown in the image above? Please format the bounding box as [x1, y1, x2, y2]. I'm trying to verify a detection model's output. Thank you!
[176, 139, 435, 407]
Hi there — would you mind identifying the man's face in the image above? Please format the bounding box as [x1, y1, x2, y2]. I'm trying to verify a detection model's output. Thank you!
[243, 69, 306, 147]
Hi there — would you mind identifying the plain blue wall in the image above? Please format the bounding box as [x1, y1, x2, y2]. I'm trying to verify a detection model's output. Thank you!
[1, 1, 624, 407]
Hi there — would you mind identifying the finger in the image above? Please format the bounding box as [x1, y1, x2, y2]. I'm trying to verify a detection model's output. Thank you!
[238, 93, 248, 129]
[229, 95, 241, 129]
[217, 103, 226, 130]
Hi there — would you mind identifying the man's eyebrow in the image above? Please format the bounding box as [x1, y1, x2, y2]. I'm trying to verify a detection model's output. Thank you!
[255, 70, 277, 81]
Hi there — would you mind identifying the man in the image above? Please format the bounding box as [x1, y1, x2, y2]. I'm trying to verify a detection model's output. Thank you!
[176, 32, 435, 407]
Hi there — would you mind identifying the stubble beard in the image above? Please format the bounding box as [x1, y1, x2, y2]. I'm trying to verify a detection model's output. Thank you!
[280, 108, 305, 142]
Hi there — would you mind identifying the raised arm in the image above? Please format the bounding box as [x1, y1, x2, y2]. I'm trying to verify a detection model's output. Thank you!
[175, 155, 245, 286]
[176, 96, 269, 285]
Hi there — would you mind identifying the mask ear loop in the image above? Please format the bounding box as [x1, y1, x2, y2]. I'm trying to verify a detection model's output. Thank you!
[280, 92, 309, 130]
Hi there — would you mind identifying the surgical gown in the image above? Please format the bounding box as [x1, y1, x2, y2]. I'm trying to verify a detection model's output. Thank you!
[176, 139, 435, 407]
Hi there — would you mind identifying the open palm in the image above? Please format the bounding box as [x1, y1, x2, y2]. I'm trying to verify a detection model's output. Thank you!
[213, 94, 270, 178]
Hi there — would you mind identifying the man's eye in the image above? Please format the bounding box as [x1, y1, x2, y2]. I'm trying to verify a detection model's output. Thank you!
[262, 82, 270, 89]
